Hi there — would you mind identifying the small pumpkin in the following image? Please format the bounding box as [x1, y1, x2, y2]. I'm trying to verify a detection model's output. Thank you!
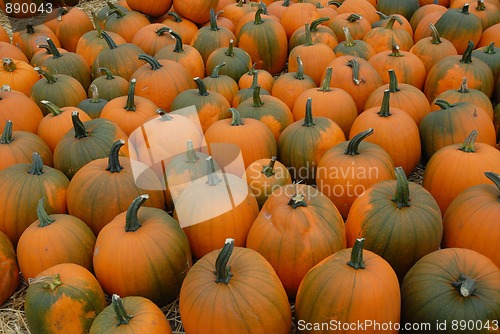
[333, 26, 376, 60]
[205, 38, 252, 82]
[89, 67, 129, 102]
[202, 62, 240, 106]
[76, 84, 108, 119]
[160, 12, 199, 44]
[363, 15, 414, 53]
[0, 57, 39, 96]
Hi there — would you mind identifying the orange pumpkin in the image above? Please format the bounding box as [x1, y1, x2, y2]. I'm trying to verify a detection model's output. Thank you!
[0, 86, 44, 133]
[202, 62, 240, 106]
[333, 26, 376, 60]
[131, 24, 175, 56]
[363, 15, 414, 53]
[0, 230, 18, 306]
[44, 6, 94, 52]
[0, 58, 39, 96]
[173, 0, 219, 24]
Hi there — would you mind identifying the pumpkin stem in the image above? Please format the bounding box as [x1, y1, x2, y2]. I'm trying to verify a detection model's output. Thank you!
[228, 107, 244, 126]
[168, 29, 184, 53]
[458, 129, 478, 153]
[375, 11, 389, 20]
[388, 69, 400, 92]
[40, 100, 63, 116]
[434, 99, 453, 110]
[342, 27, 355, 47]
[28, 152, 45, 175]
[476, 0, 486, 10]
[124, 194, 149, 232]
[251, 85, 264, 107]
[377, 89, 392, 117]
[224, 40, 236, 57]
[215, 238, 235, 284]
[210, 62, 226, 78]
[391, 166, 411, 208]
[282, 0, 291, 7]
[302, 98, 316, 127]
[347, 238, 366, 269]
[206, 156, 222, 186]
[101, 31, 119, 50]
[91, 12, 103, 37]
[347, 58, 362, 85]
[157, 108, 173, 121]
[0, 120, 14, 144]
[254, 8, 265, 25]
[310, 17, 330, 31]
[485, 172, 500, 196]
[460, 3, 470, 14]
[37, 198, 55, 227]
[194, 77, 209, 96]
[2, 58, 16, 72]
[261, 156, 277, 178]
[123, 78, 137, 111]
[385, 15, 403, 30]
[167, 12, 183, 22]
[303, 23, 314, 46]
[34, 67, 57, 84]
[36, 44, 52, 55]
[138, 54, 163, 71]
[294, 56, 306, 80]
[106, 140, 125, 173]
[46, 38, 62, 59]
[460, 41, 475, 64]
[288, 192, 308, 208]
[483, 42, 496, 54]
[155, 26, 170, 37]
[346, 13, 362, 22]
[250, 66, 259, 89]
[28, 274, 63, 291]
[458, 77, 469, 93]
[209, 8, 220, 31]
[345, 128, 374, 155]
[71, 111, 89, 139]
[26, 24, 35, 34]
[185, 140, 199, 163]
[98, 67, 116, 80]
[107, 7, 126, 19]
[429, 24, 442, 44]
[451, 273, 477, 297]
[111, 294, 133, 325]
[89, 84, 101, 103]
[319, 67, 332, 92]
[390, 43, 403, 57]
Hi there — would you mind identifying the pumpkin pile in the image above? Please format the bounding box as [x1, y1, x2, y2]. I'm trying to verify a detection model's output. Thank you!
[0, 0, 499, 332]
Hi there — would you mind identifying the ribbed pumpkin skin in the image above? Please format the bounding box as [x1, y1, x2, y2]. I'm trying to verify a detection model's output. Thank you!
[237, 9, 288, 75]
[174, 0, 219, 24]
[0, 231, 19, 306]
[246, 183, 346, 299]
[89, 295, 172, 334]
[179, 245, 292, 334]
[345, 173, 443, 281]
[295, 244, 401, 334]
[76, 30, 127, 68]
[443, 178, 500, 267]
[24, 263, 107, 334]
[44, 7, 94, 53]
[401, 248, 500, 333]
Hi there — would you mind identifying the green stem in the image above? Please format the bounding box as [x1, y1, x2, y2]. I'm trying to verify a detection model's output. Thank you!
[46, 38, 62, 59]
[434, 99, 453, 110]
[168, 29, 184, 53]
[282, 0, 291, 7]
[101, 31, 119, 50]
[194, 77, 209, 96]
[461, 3, 470, 14]
[209, 8, 219, 31]
[167, 12, 183, 22]
[385, 15, 403, 30]
[124, 194, 149, 232]
[123, 78, 137, 111]
[457, 77, 469, 93]
[107, 7, 126, 19]
[37, 198, 55, 227]
[106, 140, 125, 173]
[185, 140, 199, 163]
[288, 192, 308, 208]
[138, 54, 163, 71]
[252, 85, 264, 107]
[346, 13, 362, 22]
[40, 100, 63, 116]
[458, 129, 478, 153]
[342, 27, 355, 47]
[36, 44, 52, 55]
[2, 58, 16, 72]
[261, 156, 277, 177]
[34, 67, 57, 84]
[451, 273, 477, 297]
[345, 128, 374, 155]
[390, 43, 403, 57]
[375, 11, 389, 21]
[302, 98, 315, 127]
[30, 274, 62, 292]
[391, 166, 411, 208]
[225, 39, 235, 57]
[157, 108, 173, 121]
[303, 23, 313, 46]
[155, 26, 170, 37]
[476, 0, 486, 11]
[484, 172, 500, 195]
[319, 67, 332, 92]
[483, 41, 496, 54]
[347, 238, 366, 269]
[0, 120, 13, 144]
[215, 238, 235, 284]
[377, 89, 392, 117]
[210, 62, 226, 78]
[460, 41, 474, 64]
[347, 58, 362, 85]
[71, 111, 89, 139]
[254, 8, 264, 25]
[388, 69, 400, 92]
[98, 67, 116, 80]
[56, 6, 68, 21]
[91, 12, 103, 37]
[229, 107, 244, 126]
[206, 156, 222, 186]
[310, 17, 330, 31]
[111, 294, 133, 325]
[28, 152, 45, 175]
[429, 24, 442, 44]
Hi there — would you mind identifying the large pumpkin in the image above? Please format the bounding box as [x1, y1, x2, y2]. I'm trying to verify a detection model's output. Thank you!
[0, 85, 44, 133]
[179, 238, 292, 334]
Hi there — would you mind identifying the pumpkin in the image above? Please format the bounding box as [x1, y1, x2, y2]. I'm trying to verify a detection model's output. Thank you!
[30, 44, 68, 68]
[333, 26, 376, 60]
[236, 85, 294, 141]
[243, 156, 292, 208]
[278, 97, 346, 185]
[44, 6, 94, 52]
[364, 69, 431, 126]
[442, 171, 500, 267]
[468, 0, 500, 31]
[126, 0, 172, 17]
[130, 24, 175, 56]
[236, 8, 288, 75]
[37, 100, 91, 153]
[205, 38, 252, 82]
[179, 238, 292, 334]
[67, 139, 165, 235]
[279, 0, 320, 39]
[173, 0, 219, 24]
[1, 120, 53, 169]
[409, 4, 447, 33]
[434, 4, 483, 54]
[0, 85, 43, 133]
[316, 128, 396, 218]
[377, 0, 419, 20]
[105, 7, 150, 43]
[295, 238, 401, 334]
[267, 0, 293, 19]
[478, 22, 500, 47]
[95, 1, 130, 28]
[328, 13, 372, 42]
[12, 24, 60, 61]
[238, 62, 275, 92]
[100, 77, 158, 136]
[289, 17, 338, 52]
[160, 12, 199, 44]
[419, 99, 496, 160]
[30, 67, 88, 116]
[202, 62, 240, 106]
[53, 111, 130, 179]
[423, 129, 500, 215]
[413, 8, 445, 42]
[174, 157, 260, 259]
[424, 40, 495, 103]
[24, 263, 107, 334]
[93, 194, 192, 306]
[350, 90, 421, 176]
[89, 67, 129, 102]
[292, 67, 357, 138]
[16, 198, 96, 280]
[0, 230, 19, 306]
[89, 294, 172, 334]
[154, 29, 205, 79]
[220, 0, 257, 25]
[372, 12, 413, 36]
[401, 248, 500, 332]
[332, 0, 379, 24]
[363, 15, 414, 54]
[472, 42, 500, 85]
[247, 183, 346, 298]
[0, 58, 39, 97]
[0, 152, 69, 246]
[0, 41, 29, 63]
[346, 167, 443, 280]
[77, 84, 109, 119]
